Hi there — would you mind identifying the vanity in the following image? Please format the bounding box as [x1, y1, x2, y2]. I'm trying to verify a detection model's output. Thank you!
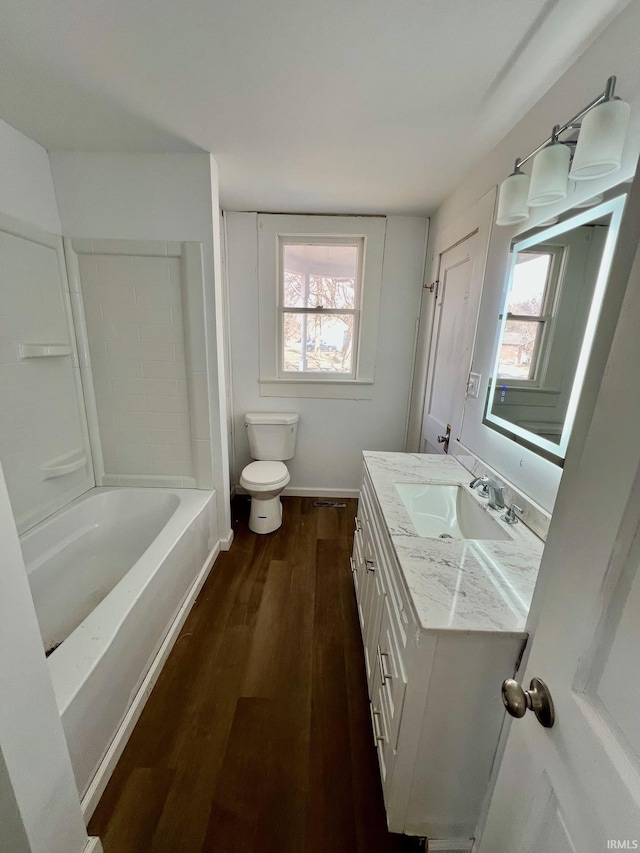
[352, 451, 544, 850]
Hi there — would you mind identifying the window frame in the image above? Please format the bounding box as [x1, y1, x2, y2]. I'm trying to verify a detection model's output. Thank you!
[498, 243, 565, 387]
[277, 235, 364, 380]
[257, 214, 386, 399]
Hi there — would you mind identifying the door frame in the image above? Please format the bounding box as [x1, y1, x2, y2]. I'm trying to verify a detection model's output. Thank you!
[420, 228, 479, 455]
[405, 188, 496, 452]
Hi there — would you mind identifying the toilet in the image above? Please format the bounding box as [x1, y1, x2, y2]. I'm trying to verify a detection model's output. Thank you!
[240, 412, 299, 534]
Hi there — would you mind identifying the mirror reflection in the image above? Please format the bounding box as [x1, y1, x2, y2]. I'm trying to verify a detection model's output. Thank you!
[484, 194, 626, 462]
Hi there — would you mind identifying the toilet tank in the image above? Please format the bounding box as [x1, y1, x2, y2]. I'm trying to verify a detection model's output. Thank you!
[245, 412, 299, 460]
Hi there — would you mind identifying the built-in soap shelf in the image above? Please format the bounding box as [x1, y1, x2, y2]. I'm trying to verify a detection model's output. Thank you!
[18, 343, 72, 359]
[41, 451, 87, 480]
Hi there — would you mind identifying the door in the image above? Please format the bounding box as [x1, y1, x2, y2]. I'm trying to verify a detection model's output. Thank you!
[421, 231, 485, 454]
[479, 212, 640, 851]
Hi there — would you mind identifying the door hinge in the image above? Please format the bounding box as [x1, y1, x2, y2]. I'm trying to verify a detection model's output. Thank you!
[514, 637, 528, 674]
[424, 279, 439, 298]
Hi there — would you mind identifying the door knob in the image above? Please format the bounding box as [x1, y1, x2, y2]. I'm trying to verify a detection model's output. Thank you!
[436, 423, 452, 451]
[502, 677, 555, 728]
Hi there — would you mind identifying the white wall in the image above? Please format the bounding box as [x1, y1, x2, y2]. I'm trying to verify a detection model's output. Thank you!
[0, 119, 60, 233]
[226, 213, 428, 493]
[50, 152, 232, 538]
[426, 0, 640, 511]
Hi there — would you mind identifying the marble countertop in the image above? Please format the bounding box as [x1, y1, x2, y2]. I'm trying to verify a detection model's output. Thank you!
[363, 452, 545, 637]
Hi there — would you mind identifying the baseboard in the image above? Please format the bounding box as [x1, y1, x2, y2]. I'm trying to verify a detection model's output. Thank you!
[283, 486, 360, 498]
[80, 540, 221, 821]
[84, 838, 104, 853]
[235, 485, 360, 499]
[220, 528, 234, 551]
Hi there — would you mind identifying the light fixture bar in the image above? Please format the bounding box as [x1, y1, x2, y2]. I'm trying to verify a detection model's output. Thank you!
[517, 76, 617, 168]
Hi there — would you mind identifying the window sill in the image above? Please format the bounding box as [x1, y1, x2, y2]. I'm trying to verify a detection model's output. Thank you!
[259, 378, 374, 399]
[496, 384, 560, 395]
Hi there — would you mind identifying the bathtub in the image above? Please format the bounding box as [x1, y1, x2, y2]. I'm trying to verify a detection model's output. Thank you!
[21, 486, 218, 811]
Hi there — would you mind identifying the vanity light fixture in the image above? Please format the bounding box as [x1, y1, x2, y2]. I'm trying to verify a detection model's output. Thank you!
[495, 76, 629, 225]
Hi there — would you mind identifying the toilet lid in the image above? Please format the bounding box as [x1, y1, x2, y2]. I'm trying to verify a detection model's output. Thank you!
[241, 460, 288, 486]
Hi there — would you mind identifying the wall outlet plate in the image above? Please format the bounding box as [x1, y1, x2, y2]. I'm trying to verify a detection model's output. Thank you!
[467, 372, 481, 399]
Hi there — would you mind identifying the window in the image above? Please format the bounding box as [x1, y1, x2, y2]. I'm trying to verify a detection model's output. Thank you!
[279, 239, 362, 378]
[257, 214, 386, 399]
[497, 245, 563, 383]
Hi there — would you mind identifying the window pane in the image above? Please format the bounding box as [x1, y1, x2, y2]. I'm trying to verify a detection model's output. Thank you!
[283, 244, 358, 309]
[508, 252, 552, 316]
[497, 319, 543, 380]
[283, 312, 354, 373]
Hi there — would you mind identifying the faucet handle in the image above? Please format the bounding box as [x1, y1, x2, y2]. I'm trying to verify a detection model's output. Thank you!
[501, 503, 523, 524]
[469, 476, 490, 495]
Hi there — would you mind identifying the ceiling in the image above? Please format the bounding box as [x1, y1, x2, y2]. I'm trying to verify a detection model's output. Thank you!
[0, 0, 632, 214]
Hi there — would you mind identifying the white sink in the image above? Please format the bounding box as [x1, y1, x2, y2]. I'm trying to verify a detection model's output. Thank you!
[394, 482, 511, 541]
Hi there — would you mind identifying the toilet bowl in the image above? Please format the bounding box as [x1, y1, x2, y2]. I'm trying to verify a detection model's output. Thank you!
[240, 412, 299, 534]
[240, 461, 291, 534]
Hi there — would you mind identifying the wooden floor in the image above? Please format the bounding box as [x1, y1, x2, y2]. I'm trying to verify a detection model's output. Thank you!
[89, 496, 410, 852]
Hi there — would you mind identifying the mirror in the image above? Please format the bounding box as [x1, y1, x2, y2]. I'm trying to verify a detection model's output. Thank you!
[484, 194, 627, 463]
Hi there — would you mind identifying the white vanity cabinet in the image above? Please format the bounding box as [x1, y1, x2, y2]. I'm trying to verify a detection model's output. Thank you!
[352, 463, 528, 850]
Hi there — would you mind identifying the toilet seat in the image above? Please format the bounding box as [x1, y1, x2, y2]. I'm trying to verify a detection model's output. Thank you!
[240, 460, 289, 489]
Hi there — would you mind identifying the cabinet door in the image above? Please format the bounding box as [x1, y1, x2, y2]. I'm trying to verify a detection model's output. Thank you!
[370, 679, 392, 790]
[377, 597, 407, 750]
[370, 665, 395, 794]
[363, 557, 385, 694]
[356, 499, 374, 635]
[370, 595, 409, 808]
[351, 511, 365, 611]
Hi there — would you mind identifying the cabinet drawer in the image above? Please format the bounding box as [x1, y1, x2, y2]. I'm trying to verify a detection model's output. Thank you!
[370, 700, 392, 788]
[362, 470, 413, 646]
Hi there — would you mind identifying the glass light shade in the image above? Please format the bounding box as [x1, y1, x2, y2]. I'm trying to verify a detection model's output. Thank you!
[574, 193, 604, 208]
[569, 99, 630, 180]
[496, 172, 530, 226]
[527, 143, 570, 206]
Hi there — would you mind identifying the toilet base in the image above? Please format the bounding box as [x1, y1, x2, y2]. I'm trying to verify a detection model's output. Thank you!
[248, 494, 283, 534]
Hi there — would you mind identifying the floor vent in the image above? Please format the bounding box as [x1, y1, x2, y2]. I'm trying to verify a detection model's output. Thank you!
[313, 500, 347, 508]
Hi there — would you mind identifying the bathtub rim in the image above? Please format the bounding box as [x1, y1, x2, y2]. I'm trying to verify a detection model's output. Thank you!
[30, 486, 215, 715]
[21, 486, 181, 575]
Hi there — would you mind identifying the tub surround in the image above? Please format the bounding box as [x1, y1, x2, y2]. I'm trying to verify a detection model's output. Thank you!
[0, 216, 94, 534]
[363, 451, 544, 635]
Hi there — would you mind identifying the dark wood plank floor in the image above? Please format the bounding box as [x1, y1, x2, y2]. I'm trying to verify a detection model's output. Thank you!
[89, 496, 410, 852]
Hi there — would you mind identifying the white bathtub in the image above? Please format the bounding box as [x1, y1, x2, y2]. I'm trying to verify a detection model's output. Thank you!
[21, 486, 218, 807]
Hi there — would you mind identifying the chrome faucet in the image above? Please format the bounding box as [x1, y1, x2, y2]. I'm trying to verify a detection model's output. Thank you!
[470, 476, 505, 510]
[486, 481, 505, 510]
